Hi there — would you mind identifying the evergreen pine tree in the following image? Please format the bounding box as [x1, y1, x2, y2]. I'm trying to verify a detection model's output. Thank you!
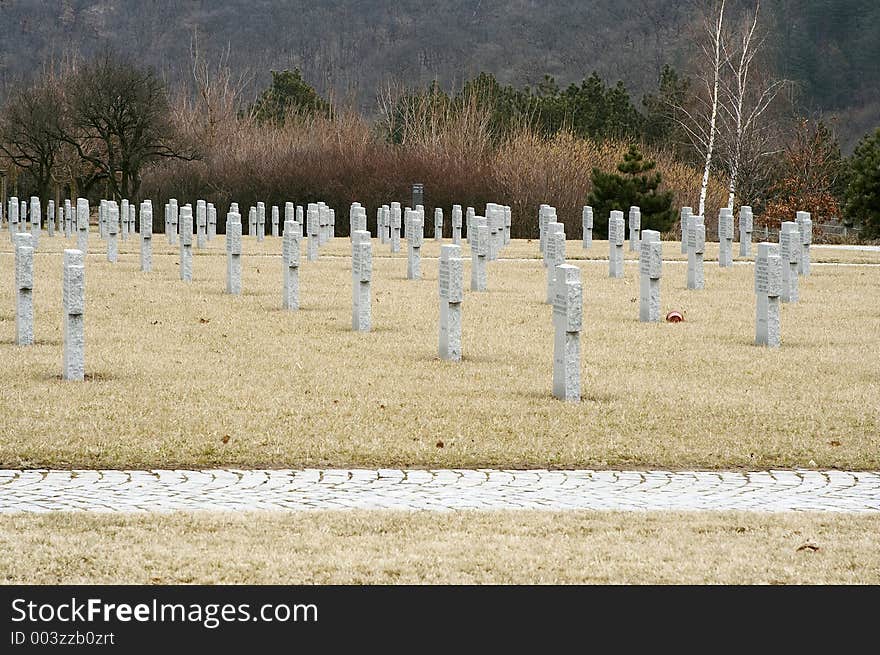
[251, 69, 330, 125]
[587, 145, 675, 237]
[844, 127, 880, 238]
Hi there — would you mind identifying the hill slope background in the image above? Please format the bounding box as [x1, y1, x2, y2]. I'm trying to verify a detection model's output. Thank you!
[0, 0, 877, 150]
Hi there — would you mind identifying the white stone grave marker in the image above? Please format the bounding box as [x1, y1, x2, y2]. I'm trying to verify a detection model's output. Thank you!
[487, 204, 502, 260]
[15, 233, 34, 346]
[376, 206, 385, 244]
[207, 203, 216, 240]
[283, 219, 301, 310]
[407, 212, 423, 280]
[64, 199, 72, 238]
[76, 198, 89, 254]
[471, 218, 489, 291]
[120, 199, 129, 240]
[140, 201, 153, 272]
[552, 263, 582, 402]
[434, 207, 443, 240]
[545, 223, 566, 303]
[739, 206, 753, 257]
[718, 207, 734, 267]
[628, 206, 641, 252]
[686, 215, 706, 290]
[179, 205, 193, 281]
[257, 202, 266, 241]
[30, 196, 41, 249]
[680, 206, 692, 254]
[47, 200, 55, 237]
[226, 212, 242, 294]
[582, 206, 593, 249]
[196, 200, 207, 248]
[98, 199, 106, 239]
[168, 199, 179, 246]
[452, 205, 462, 244]
[62, 248, 85, 380]
[106, 202, 119, 263]
[391, 202, 402, 253]
[779, 221, 799, 303]
[541, 205, 558, 268]
[755, 242, 782, 348]
[307, 204, 320, 261]
[8, 196, 18, 241]
[609, 210, 625, 278]
[439, 244, 464, 361]
[796, 211, 812, 277]
[639, 230, 662, 322]
[539, 204, 551, 257]
[352, 229, 372, 330]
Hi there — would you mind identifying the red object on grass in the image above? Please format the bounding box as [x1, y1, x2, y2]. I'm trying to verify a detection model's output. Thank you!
[666, 311, 684, 323]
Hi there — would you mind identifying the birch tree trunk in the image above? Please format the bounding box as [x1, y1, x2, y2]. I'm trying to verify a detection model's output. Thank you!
[720, 2, 784, 212]
[727, 166, 738, 210]
[698, 0, 726, 217]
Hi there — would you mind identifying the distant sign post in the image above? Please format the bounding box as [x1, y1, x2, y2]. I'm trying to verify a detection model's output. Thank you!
[0, 169, 6, 224]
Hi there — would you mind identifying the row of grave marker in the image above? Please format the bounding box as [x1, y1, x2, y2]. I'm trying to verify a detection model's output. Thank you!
[6, 195, 815, 400]
[546, 204, 815, 400]
[3, 195, 813, 266]
[6, 196, 513, 383]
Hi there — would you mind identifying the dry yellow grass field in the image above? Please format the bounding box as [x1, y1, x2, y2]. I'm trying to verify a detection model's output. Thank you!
[1, 510, 877, 584]
[0, 230, 877, 470]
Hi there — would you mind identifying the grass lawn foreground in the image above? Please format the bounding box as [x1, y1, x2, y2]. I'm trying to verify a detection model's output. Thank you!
[0, 233, 877, 471]
[1, 510, 877, 584]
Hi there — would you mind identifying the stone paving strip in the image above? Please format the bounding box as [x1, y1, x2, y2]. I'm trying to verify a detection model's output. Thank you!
[0, 469, 878, 513]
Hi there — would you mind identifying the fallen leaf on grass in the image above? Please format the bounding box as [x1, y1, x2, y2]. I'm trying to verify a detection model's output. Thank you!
[829, 440, 841, 447]
[436, 440, 444, 448]
[199, 318, 210, 324]
[797, 540, 820, 552]
[221, 435, 231, 444]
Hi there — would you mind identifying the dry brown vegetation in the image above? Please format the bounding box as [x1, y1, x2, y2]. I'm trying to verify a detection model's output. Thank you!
[143, 100, 729, 241]
[2, 511, 877, 584]
[0, 232, 877, 471]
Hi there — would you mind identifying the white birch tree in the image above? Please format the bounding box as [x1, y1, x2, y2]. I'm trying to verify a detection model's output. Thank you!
[718, 2, 786, 210]
[669, 0, 726, 217]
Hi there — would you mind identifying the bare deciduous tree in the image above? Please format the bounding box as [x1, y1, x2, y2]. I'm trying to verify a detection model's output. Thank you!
[718, 2, 786, 210]
[177, 33, 254, 145]
[0, 80, 65, 202]
[58, 52, 198, 200]
[670, 0, 726, 217]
